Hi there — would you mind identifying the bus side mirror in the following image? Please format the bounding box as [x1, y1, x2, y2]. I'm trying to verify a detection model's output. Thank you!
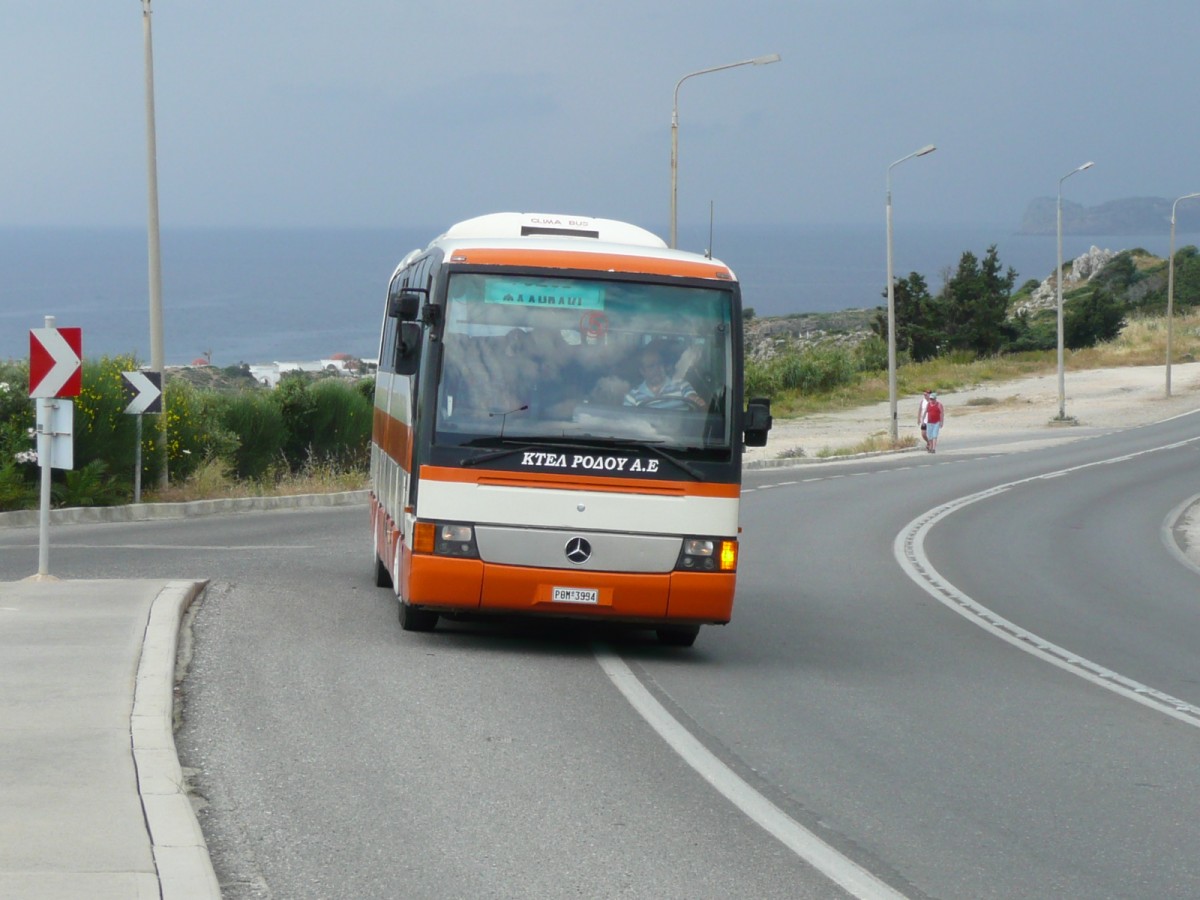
[394, 322, 422, 375]
[743, 397, 772, 447]
[388, 291, 422, 321]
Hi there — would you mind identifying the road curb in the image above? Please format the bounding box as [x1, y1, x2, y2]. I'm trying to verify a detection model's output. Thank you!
[133, 579, 220, 900]
[0, 489, 369, 529]
[744, 445, 917, 469]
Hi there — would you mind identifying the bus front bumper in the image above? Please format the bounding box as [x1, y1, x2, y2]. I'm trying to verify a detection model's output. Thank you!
[408, 555, 734, 625]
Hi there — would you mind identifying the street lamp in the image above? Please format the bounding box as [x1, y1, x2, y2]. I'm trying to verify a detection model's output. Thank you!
[669, 53, 780, 249]
[1055, 161, 1094, 420]
[142, 0, 167, 487]
[1166, 192, 1200, 396]
[885, 143, 936, 442]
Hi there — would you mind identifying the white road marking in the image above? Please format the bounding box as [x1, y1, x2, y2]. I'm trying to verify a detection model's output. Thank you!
[594, 647, 907, 899]
[4, 544, 314, 551]
[1161, 492, 1200, 578]
[896, 433, 1200, 728]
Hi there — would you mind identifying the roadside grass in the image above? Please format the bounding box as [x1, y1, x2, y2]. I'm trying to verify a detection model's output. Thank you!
[143, 456, 367, 503]
[815, 432, 919, 459]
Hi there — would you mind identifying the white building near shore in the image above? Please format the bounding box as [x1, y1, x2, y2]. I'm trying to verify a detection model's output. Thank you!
[248, 358, 359, 388]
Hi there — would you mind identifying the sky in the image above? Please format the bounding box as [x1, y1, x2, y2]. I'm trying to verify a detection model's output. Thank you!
[3, 0, 1200, 233]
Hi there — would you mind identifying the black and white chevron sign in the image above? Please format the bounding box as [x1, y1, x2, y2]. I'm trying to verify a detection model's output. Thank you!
[122, 370, 163, 415]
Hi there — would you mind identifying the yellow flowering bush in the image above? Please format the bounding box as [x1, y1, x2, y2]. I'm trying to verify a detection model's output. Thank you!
[73, 356, 141, 498]
[1, 358, 372, 510]
[0, 361, 37, 510]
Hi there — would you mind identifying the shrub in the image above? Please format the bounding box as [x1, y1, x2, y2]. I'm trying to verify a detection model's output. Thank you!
[275, 374, 318, 468]
[52, 459, 127, 508]
[0, 366, 35, 499]
[73, 356, 140, 497]
[744, 361, 776, 399]
[855, 335, 888, 372]
[0, 356, 375, 510]
[215, 391, 287, 480]
[306, 378, 373, 469]
[779, 345, 857, 393]
[0, 461, 37, 512]
[356, 376, 375, 404]
[1065, 289, 1126, 349]
[743, 344, 859, 400]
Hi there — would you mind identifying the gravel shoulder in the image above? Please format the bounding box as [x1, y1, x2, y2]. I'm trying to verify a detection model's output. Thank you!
[745, 361, 1200, 464]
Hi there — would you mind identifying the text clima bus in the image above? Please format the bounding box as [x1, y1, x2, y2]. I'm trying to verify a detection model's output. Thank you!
[370, 212, 771, 646]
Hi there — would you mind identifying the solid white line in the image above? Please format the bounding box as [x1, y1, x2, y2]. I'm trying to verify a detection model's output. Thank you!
[895, 434, 1200, 728]
[1161, 492, 1200, 578]
[24, 543, 316, 551]
[594, 647, 907, 900]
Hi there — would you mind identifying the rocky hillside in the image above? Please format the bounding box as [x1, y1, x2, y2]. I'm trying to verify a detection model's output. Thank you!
[1015, 245, 1118, 313]
[744, 308, 875, 361]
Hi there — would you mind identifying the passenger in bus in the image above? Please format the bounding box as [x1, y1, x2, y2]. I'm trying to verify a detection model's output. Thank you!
[524, 327, 581, 419]
[489, 328, 538, 412]
[444, 329, 536, 419]
[624, 346, 706, 410]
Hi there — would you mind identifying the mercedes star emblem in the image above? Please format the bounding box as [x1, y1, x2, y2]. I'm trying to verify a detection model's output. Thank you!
[564, 537, 592, 564]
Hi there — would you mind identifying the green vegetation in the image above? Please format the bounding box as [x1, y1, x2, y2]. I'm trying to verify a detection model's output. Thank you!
[747, 243, 1200, 426]
[4, 245, 1199, 507]
[0, 358, 371, 511]
[750, 310, 1200, 434]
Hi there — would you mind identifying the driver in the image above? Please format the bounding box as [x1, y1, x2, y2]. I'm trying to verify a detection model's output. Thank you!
[623, 346, 705, 410]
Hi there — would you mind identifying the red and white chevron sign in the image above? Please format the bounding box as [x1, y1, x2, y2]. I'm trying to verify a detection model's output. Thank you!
[29, 327, 82, 399]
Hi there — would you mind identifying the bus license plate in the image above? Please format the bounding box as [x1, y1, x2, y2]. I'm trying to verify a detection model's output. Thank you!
[553, 586, 599, 605]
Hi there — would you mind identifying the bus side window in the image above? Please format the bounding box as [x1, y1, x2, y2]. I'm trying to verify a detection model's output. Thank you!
[378, 315, 397, 375]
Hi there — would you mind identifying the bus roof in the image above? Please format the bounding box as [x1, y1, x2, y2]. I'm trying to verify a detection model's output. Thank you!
[423, 212, 736, 282]
[439, 213, 665, 247]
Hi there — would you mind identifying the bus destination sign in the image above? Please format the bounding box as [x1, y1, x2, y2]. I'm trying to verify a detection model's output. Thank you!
[485, 279, 605, 310]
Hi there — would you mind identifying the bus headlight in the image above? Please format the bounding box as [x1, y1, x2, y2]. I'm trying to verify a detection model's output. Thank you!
[413, 521, 478, 557]
[676, 537, 737, 572]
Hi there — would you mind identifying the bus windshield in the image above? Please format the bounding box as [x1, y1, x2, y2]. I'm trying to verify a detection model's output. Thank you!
[434, 271, 734, 452]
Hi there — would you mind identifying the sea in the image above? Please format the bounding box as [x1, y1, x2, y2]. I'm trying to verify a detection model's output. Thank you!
[2, 223, 1194, 367]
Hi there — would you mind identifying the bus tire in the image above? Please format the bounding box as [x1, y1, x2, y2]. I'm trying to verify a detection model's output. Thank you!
[656, 624, 700, 647]
[374, 555, 393, 589]
[399, 601, 438, 632]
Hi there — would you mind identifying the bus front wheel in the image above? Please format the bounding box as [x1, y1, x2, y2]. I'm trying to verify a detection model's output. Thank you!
[399, 600, 438, 632]
[656, 624, 700, 647]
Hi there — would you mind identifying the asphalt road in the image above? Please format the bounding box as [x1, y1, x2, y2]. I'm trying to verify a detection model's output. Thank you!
[3, 413, 1200, 898]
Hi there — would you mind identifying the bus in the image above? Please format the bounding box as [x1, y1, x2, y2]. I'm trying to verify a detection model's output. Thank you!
[369, 212, 771, 646]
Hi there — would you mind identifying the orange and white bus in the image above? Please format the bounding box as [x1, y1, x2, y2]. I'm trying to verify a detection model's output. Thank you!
[369, 213, 771, 646]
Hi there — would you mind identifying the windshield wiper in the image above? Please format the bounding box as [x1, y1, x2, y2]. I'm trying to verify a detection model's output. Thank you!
[459, 435, 705, 481]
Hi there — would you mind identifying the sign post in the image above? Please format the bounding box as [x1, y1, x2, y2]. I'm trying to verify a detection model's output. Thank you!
[122, 370, 162, 503]
[29, 317, 81, 578]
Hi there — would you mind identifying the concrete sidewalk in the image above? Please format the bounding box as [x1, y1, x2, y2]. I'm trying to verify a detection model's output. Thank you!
[0, 578, 218, 900]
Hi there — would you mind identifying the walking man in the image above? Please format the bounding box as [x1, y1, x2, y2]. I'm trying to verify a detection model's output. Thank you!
[917, 389, 931, 451]
[925, 391, 945, 453]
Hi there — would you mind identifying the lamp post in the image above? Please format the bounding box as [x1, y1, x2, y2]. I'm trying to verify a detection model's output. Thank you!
[1166, 192, 1200, 396]
[669, 53, 780, 249]
[1055, 161, 1094, 420]
[142, 0, 167, 487]
[885, 144, 936, 442]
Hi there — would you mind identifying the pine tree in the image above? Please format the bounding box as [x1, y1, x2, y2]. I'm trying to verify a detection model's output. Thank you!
[942, 245, 1016, 357]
